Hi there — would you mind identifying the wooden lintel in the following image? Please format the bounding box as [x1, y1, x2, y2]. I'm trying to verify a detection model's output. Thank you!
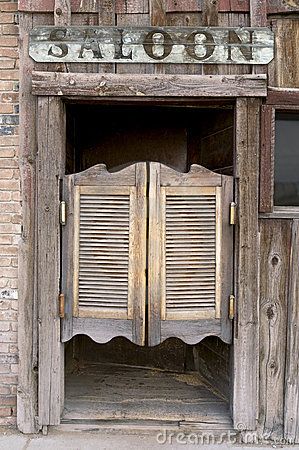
[31, 72, 267, 98]
[267, 88, 299, 106]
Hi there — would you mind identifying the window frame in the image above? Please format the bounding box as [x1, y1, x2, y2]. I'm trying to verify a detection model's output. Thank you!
[259, 89, 299, 217]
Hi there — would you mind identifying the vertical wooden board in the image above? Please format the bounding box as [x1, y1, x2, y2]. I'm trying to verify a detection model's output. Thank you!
[259, 105, 275, 213]
[166, 0, 201, 12]
[271, 19, 299, 88]
[165, 13, 203, 75]
[259, 219, 291, 440]
[116, 0, 149, 13]
[219, 175, 234, 343]
[116, 14, 153, 74]
[54, 0, 71, 25]
[69, 13, 100, 73]
[202, 0, 219, 76]
[284, 220, 299, 444]
[37, 97, 65, 426]
[98, 0, 116, 74]
[218, 12, 251, 75]
[17, 12, 39, 434]
[148, 162, 162, 346]
[250, 0, 267, 75]
[150, 0, 166, 74]
[233, 98, 260, 431]
[131, 163, 147, 345]
[61, 177, 75, 342]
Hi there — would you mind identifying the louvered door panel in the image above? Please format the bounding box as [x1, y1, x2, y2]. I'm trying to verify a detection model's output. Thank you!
[163, 188, 220, 320]
[61, 163, 147, 345]
[74, 187, 132, 319]
[148, 163, 233, 346]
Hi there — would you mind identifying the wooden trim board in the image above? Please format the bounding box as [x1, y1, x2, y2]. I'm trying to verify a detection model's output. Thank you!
[31, 72, 268, 98]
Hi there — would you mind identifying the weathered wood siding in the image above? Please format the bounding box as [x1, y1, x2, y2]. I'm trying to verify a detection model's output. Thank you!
[17, 0, 299, 440]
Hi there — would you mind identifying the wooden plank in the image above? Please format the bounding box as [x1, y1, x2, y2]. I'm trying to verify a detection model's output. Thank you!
[131, 164, 147, 345]
[17, 12, 39, 434]
[267, 88, 299, 106]
[37, 97, 65, 427]
[19, 0, 250, 12]
[217, 12, 251, 76]
[116, 0, 149, 13]
[259, 219, 292, 440]
[269, 19, 299, 88]
[31, 72, 268, 97]
[250, 0, 267, 74]
[116, 14, 153, 74]
[284, 220, 299, 444]
[233, 98, 260, 431]
[148, 162, 162, 346]
[267, 0, 299, 14]
[259, 105, 275, 213]
[98, 0, 116, 74]
[29, 26, 275, 65]
[54, 0, 71, 25]
[202, 0, 219, 76]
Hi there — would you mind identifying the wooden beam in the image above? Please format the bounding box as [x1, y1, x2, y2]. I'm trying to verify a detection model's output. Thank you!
[259, 105, 275, 213]
[31, 72, 268, 97]
[37, 97, 65, 427]
[233, 98, 260, 431]
[284, 219, 299, 444]
[54, 0, 71, 26]
[259, 219, 291, 440]
[17, 12, 39, 435]
[267, 88, 299, 106]
[19, 0, 251, 12]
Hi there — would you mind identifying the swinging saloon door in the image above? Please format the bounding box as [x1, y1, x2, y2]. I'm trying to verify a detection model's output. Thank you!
[61, 163, 147, 346]
[148, 163, 234, 346]
[61, 162, 234, 346]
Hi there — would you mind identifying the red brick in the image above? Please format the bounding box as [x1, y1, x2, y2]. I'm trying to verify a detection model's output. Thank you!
[0, 407, 12, 417]
[0, 235, 12, 244]
[0, 179, 19, 190]
[0, 202, 20, 213]
[0, 136, 19, 146]
[0, 191, 10, 201]
[0, 386, 10, 395]
[0, 245, 18, 256]
[0, 147, 15, 157]
[0, 69, 19, 80]
[0, 3, 18, 13]
[0, 310, 17, 321]
[0, 80, 14, 91]
[2, 24, 18, 35]
[0, 47, 18, 58]
[0, 105, 14, 114]
[0, 36, 18, 47]
[0, 331, 17, 343]
[0, 158, 18, 168]
[0, 92, 18, 103]
[0, 13, 15, 24]
[0, 267, 17, 278]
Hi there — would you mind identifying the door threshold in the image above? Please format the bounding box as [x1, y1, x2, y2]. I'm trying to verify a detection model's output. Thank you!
[58, 418, 234, 434]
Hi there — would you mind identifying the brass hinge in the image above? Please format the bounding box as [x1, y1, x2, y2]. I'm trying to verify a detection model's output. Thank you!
[58, 293, 65, 318]
[60, 201, 66, 225]
[229, 294, 235, 320]
[229, 202, 237, 225]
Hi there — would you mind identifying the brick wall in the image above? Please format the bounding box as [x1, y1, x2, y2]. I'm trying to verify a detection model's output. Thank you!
[0, 0, 20, 426]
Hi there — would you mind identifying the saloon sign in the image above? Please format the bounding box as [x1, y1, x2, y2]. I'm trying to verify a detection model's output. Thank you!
[29, 26, 274, 65]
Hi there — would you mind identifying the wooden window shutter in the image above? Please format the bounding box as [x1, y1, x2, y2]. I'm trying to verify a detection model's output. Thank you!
[61, 163, 147, 346]
[148, 163, 234, 346]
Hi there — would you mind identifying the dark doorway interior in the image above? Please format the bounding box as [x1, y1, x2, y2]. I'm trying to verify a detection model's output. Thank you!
[66, 103, 234, 175]
[63, 102, 234, 426]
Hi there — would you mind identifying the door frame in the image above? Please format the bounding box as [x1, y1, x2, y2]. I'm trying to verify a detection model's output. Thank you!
[18, 72, 264, 432]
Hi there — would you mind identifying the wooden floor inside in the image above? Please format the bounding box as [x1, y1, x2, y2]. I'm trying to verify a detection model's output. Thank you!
[62, 362, 231, 427]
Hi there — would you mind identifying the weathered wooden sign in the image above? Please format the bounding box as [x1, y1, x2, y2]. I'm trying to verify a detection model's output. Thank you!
[29, 26, 274, 65]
